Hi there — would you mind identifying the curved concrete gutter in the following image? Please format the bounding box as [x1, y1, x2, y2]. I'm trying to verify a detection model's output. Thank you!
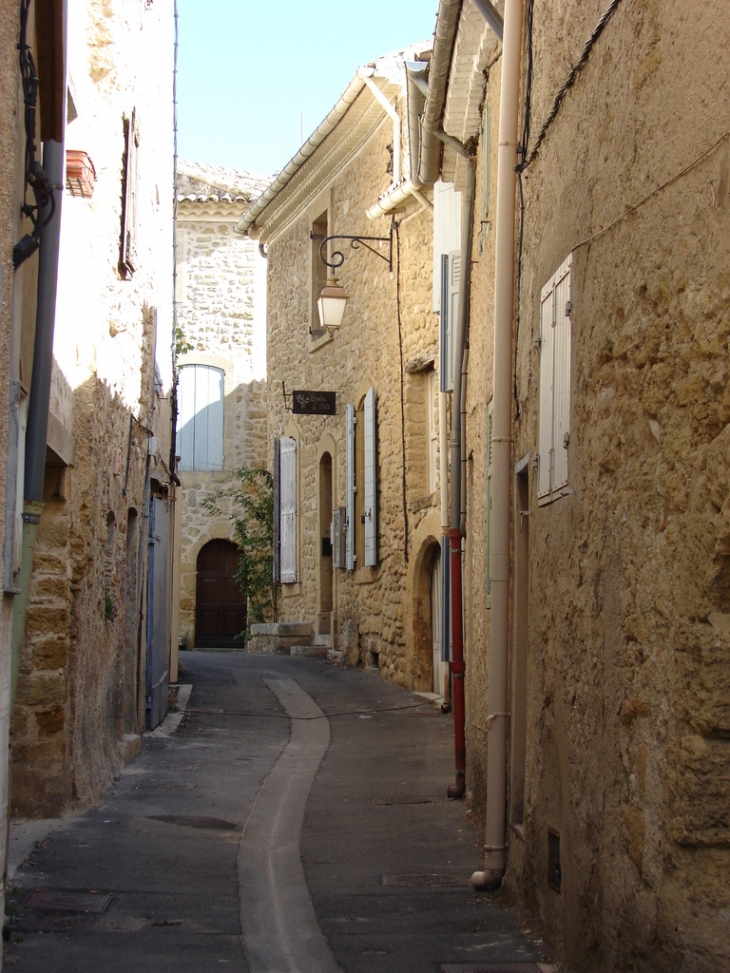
[236, 68, 374, 237]
[240, 678, 341, 973]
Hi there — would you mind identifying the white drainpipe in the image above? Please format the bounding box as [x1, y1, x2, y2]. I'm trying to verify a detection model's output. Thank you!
[471, 0, 524, 890]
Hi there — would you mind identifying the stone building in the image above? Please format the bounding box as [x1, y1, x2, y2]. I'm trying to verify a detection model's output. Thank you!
[239, 45, 448, 688]
[0, 0, 69, 934]
[411, 1, 730, 971]
[174, 161, 269, 649]
[9, 0, 176, 819]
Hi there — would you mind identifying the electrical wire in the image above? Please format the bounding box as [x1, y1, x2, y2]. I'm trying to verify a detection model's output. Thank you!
[516, 0, 626, 174]
[14, 0, 56, 268]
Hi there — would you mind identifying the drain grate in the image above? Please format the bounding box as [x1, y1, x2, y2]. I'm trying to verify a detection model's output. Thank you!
[382, 873, 470, 888]
[23, 889, 113, 914]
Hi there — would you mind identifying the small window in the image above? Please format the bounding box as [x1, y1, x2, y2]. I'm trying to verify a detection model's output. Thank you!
[310, 209, 329, 336]
[345, 388, 378, 570]
[177, 365, 224, 471]
[537, 254, 572, 503]
[427, 370, 438, 495]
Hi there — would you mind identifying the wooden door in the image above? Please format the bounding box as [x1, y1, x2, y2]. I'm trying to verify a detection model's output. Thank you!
[195, 540, 247, 648]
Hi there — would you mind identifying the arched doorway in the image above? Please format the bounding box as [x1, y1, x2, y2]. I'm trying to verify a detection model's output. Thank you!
[195, 539, 247, 648]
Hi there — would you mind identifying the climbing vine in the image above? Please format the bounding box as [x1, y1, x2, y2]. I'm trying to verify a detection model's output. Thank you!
[203, 467, 278, 639]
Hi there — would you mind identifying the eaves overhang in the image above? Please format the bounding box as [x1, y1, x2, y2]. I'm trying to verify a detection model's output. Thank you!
[236, 69, 373, 241]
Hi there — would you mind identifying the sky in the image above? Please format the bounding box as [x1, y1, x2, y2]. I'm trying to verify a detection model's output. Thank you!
[175, 0, 440, 178]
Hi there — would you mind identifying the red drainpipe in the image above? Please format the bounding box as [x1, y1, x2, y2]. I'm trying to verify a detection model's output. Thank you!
[447, 526, 466, 798]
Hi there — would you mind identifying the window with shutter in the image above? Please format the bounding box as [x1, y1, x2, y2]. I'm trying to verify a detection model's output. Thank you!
[345, 404, 356, 571]
[363, 388, 377, 567]
[479, 103, 490, 254]
[538, 254, 572, 504]
[177, 365, 224, 471]
[432, 181, 462, 313]
[440, 251, 461, 393]
[279, 437, 297, 583]
[273, 439, 281, 583]
[120, 109, 138, 278]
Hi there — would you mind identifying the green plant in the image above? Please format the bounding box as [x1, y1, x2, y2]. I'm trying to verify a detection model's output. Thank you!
[174, 326, 194, 358]
[203, 467, 279, 640]
[104, 588, 119, 622]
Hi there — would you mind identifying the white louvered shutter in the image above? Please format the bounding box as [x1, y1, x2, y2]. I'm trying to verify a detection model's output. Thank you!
[363, 388, 377, 567]
[273, 439, 281, 583]
[538, 254, 572, 501]
[345, 404, 355, 571]
[440, 251, 461, 393]
[553, 257, 572, 492]
[279, 437, 297, 583]
[177, 365, 224, 471]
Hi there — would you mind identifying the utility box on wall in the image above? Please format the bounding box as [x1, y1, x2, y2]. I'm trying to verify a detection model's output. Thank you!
[331, 507, 346, 569]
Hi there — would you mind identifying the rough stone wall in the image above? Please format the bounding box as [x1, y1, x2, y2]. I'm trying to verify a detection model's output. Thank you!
[11, 0, 175, 815]
[465, 3, 730, 971]
[265, 114, 437, 687]
[175, 199, 268, 647]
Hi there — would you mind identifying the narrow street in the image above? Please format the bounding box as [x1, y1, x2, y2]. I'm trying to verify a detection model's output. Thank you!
[4, 654, 547, 973]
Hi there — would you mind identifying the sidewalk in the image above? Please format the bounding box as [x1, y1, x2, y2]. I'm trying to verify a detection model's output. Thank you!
[4, 652, 553, 972]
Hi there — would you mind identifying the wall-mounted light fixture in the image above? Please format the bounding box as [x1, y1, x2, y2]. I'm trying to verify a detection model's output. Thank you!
[315, 220, 395, 331]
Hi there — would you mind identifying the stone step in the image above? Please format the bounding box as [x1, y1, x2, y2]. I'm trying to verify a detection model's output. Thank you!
[290, 645, 329, 659]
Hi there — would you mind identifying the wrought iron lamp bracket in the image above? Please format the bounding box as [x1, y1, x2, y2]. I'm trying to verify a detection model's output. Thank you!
[317, 221, 395, 274]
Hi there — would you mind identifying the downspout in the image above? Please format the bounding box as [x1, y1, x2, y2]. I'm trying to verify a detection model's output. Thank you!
[471, 0, 524, 890]
[443, 145, 475, 799]
[11, 136, 65, 703]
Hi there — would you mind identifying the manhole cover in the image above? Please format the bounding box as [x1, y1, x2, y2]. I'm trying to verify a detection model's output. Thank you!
[382, 874, 470, 888]
[24, 890, 112, 914]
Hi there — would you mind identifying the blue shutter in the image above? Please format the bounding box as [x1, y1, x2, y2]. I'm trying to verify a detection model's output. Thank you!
[363, 388, 377, 567]
[345, 404, 355, 571]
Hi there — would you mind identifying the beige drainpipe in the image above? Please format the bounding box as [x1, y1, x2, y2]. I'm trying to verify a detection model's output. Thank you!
[471, 0, 524, 890]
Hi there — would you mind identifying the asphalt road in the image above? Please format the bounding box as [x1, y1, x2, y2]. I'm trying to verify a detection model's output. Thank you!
[5, 652, 547, 973]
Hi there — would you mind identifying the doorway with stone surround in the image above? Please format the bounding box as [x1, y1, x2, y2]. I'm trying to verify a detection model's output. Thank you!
[194, 539, 247, 649]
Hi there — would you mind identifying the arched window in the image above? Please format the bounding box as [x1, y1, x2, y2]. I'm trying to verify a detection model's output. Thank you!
[177, 365, 224, 471]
